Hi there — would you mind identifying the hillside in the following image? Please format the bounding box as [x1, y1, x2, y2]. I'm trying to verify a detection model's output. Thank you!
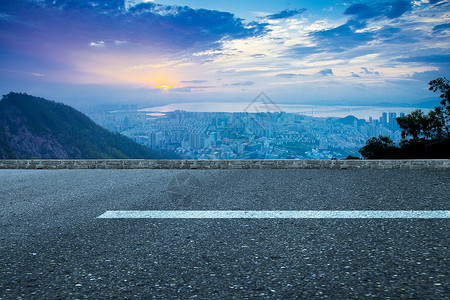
[0, 92, 180, 159]
[335, 115, 366, 126]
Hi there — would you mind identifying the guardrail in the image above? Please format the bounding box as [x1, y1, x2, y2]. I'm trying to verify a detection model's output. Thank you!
[0, 159, 449, 169]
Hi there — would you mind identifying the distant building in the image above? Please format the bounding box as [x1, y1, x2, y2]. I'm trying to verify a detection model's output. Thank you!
[181, 140, 190, 149]
[381, 112, 388, 127]
[149, 131, 164, 149]
[389, 112, 397, 130]
[189, 134, 204, 149]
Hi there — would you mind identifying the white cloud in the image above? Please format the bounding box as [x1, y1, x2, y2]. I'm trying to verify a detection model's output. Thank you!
[89, 41, 105, 47]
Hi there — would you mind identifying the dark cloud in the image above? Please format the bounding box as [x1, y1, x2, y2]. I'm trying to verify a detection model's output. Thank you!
[344, 4, 378, 20]
[395, 54, 450, 77]
[344, 1, 412, 21]
[410, 70, 443, 81]
[311, 19, 405, 53]
[386, 1, 412, 18]
[428, 0, 446, 5]
[47, 0, 124, 10]
[311, 20, 376, 52]
[0, 0, 268, 57]
[433, 23, 450, 34]
[266, 8, 307, 20]
[318, 69, 333, 76]
[308, 1, 416, 55]
[361, 67, 380, 75]
[181, 80, 207, 84]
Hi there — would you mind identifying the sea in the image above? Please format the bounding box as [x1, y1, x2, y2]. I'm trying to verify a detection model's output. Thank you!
[139, 102, 432, 121]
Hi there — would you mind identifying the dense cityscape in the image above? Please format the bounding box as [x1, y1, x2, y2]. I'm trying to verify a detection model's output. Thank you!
[88, 103, 406, 160]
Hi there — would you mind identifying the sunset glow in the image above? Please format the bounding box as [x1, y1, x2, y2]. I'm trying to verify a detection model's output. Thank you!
[157, 85, 173, 90]
[0, 0, 448, 107]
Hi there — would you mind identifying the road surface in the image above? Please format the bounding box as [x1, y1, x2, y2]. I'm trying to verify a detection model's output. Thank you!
[1, 169, 449, 299]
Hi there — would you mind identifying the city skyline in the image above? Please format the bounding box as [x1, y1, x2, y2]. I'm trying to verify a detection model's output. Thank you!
[90, 105, 406, 159]
[0, 0, 449, 108]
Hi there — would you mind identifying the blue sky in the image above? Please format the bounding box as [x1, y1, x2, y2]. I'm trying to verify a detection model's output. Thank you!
[0, 0, 449, 108]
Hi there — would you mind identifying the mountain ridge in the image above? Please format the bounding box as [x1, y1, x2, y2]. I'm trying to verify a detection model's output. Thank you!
[0, 92, 179, 159]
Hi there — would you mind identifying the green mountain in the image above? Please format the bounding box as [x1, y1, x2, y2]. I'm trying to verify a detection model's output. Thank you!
[335, 115, 366, 126]
[0, 92, 180, 159]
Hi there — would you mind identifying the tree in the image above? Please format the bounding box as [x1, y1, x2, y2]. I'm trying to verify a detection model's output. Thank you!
[429, 77, 450, 107]
[358, 136, 395, 159]
[396, 77, 450, 144]
[396, 109, 430, 143]
[428, 77, 450, 136]
[427, 107, 446, 140]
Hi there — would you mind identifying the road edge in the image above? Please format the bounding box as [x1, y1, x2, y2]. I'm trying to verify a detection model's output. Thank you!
[0, 159, 449, 169]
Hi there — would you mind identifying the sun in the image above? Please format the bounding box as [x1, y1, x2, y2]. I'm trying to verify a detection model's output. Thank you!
[157, 84, 173, 90]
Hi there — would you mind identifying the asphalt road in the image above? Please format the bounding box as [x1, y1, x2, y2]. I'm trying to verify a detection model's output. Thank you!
[0, 169, 449, 299]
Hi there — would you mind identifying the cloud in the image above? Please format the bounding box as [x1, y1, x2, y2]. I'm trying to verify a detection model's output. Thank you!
[311, 20, 404, 53]
[397, 54, 450, 64]
[409, 70, 442, 81]
[250, 53, 266, 58]
[228, 81, 255, 86]
[433, 23, 450, 34]
[114, 40, 128, 45]
[351, 72, 361, 78]
[170, 85, 214, 92]
[90, 41, 105, 47]
[311, 20, 376, 52]
[318, 69, 333, 76]
[361, 67, 380, 75]
[0, 0, 268, 56]
[275, 73, 303, 78]
[285, 46, 324, 58]
[309, 1, 412, 53]
[344, 4, 378, 20]
[181, 80, 207, 84]
[0, 12, 9, 20]
[266, 8, 306, 20]
[344, 1, 412, 21]
[428, 0, 446, 5]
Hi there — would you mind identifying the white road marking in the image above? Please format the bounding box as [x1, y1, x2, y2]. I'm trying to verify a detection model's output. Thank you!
[97, 210, 450, 219]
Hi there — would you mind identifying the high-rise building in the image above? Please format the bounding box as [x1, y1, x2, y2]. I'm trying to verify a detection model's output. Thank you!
[389, 112, 397, 130]
[149, 131, 164, 149]
[381, 112, 388, 127]
[189, 133, 204, 149]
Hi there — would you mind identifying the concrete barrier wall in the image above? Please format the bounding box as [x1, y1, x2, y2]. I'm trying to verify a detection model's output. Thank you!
[0, 159, 449, 169]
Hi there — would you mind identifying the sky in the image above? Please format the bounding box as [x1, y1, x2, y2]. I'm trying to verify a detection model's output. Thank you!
[0, 0, 449, 109]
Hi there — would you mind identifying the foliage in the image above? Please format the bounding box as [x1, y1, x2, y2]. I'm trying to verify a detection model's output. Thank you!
[358, 136, 396, 159]
[396, 109, 431, 142]
[359, 77, 450, 159]
[396, 77, 450, 143]
[428, 77, 450, 136]
[346, 155, 360, 159]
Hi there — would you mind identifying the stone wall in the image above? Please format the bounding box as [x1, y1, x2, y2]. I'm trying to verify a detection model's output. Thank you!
[0, 159, 449, 169]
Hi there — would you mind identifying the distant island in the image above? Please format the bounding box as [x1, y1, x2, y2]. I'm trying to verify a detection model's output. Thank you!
[0, 92, 180, 159]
